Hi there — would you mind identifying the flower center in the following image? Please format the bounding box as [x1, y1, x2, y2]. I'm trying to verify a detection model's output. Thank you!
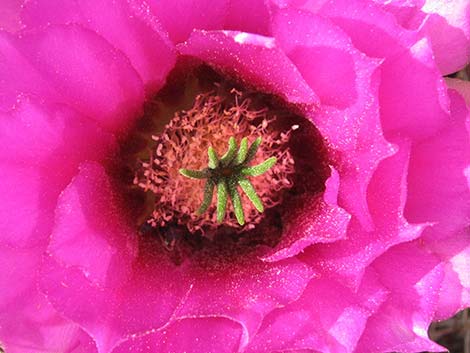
[134, 86, 296, 235]
[115, 63, 331, 264]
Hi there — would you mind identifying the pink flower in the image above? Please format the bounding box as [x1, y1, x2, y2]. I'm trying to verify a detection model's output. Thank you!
[1, 0, 470, 352]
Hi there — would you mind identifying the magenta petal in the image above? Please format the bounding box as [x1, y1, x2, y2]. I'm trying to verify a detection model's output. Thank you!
[0, 0, 22, 32]
[173, 254, 315, 347]
[0, 165, 57, 248]
[245, 271, 387, 353]
[0, 31, 57, 112]
[112, 318, 243, 353]
[303, 141, 424, 288]
[379, 37, 450, 140]
[0, 99, 116, 248]
[424, 229, 470, 320]
[317, 0, 418, 59]
[48, 162, 138, 287]
[316, 0, 451, 141]
[21, 0, 176, 94]
[262, 168, 350, 262]
[419, 0, 470, 75]
[356, 241, 446, 353]
[272, 8, 394, 229]
[147, 0, 228, 43]
[446, 77, 470, 106]
[178, 30, 319, 107]
[14, 25, 144, 132]
[0, 292, 93, 353]
[405, 89, 470, 236]
[224, 0, 271, 36]
[41, 162, 192, 353]
[0, 98, 116, 168]
[0, 244, 93, 353]
[273, 8, 362, 107]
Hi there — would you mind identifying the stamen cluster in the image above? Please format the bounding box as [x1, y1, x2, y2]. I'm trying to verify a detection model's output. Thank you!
[180, 137, 277, 226]
[134, 87, 295, 235]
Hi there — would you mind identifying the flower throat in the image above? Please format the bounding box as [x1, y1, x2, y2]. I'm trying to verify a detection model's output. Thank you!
[134, 80, 296, 236]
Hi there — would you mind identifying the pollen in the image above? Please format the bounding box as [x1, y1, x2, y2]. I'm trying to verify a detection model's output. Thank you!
[134, 86, 295, 236]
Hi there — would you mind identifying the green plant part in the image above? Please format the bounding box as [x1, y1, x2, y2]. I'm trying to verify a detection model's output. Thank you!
[179, 137, 276, 226]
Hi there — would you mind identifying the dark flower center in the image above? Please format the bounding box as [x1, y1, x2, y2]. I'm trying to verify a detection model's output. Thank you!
[115, 61, 331, 264]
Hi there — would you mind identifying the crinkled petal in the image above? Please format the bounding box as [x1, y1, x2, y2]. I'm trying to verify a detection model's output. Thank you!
[0, 244, 96, 353]
[12, 24, 144, 132]
[0, 0, 22, 32]
[262, 168, 350, 262]
[405, 89, 470, 236]
[147, 0, 272, 43]
[148, 0, 229, 43]
[356, 241, 446, 353]
[177, 30, 319, 107]
[0, 165, 57, 248]
[41, 162, 192, 353]
[302, 140, 424, 288]
[446, 77, 470, 106]
[418, 0, 470, 75]
[173, 252, 316, 349]
[0, 31, 57, 112]
[423, 228, 470, 320]
[224, 0, 271, 36]
[315, 0, 451, 141]
[245, 270, 387, 353]
[0, 99, 116, 248]
[317, 0, 418, 58]
[21, 0, 176, 94]
[272, 8, 394, 230]
[0, 98, 116, 168]
[370, 0, 425, 30]
[378, 37, 450, 140]
[112, 318, 243, 353]
[48, 163, 139, 288]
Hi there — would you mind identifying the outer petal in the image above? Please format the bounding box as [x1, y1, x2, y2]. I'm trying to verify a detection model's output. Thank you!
[405, 89, 470, 236]
[301, 140, 424, 289]
[0, 31, 57, 112]
[224, 0, 271, 36]
[41, 162, 192, 353]
[111, 318, 243, 353]
[41, 162, 314, 353]
[245, 270, 387, 353]
[177, 30, 319, 107]
[147, 0, 229, 43]
[3, 25, 144, 132]
[408, 88, 470, 320]
[425, 229, 470, 320]
[173, 250, 315, 349]
[0, 243, 97, 353]
[261, 168, 351, 262]
[0, 99, 116, 248]
[21, 0, 176, 94]
[272, 8, 394, 229]
[418, 0, 470, 75]
[317, 0, 450, 141]
[446, 77, 470, 106]
[356, 241, 446, 353]
[147, 0, 272, 43]
[0, 0, 22, 32]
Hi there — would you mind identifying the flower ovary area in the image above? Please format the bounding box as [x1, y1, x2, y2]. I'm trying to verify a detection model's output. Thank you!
[179, 136, 277, 226]
[134, 79, 296, 237]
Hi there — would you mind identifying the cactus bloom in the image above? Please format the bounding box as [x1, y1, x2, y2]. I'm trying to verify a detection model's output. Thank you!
[1, 0, 470, 352]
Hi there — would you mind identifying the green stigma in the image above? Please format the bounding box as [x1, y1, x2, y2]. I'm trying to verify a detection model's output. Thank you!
[179, 137, 277, 226]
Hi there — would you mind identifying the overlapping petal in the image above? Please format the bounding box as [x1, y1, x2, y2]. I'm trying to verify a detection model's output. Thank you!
[178, 30, 320, 106]
[0, 0, 469, 352]
[22, 0, 176, 94]
[1, 25, 144, 132]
